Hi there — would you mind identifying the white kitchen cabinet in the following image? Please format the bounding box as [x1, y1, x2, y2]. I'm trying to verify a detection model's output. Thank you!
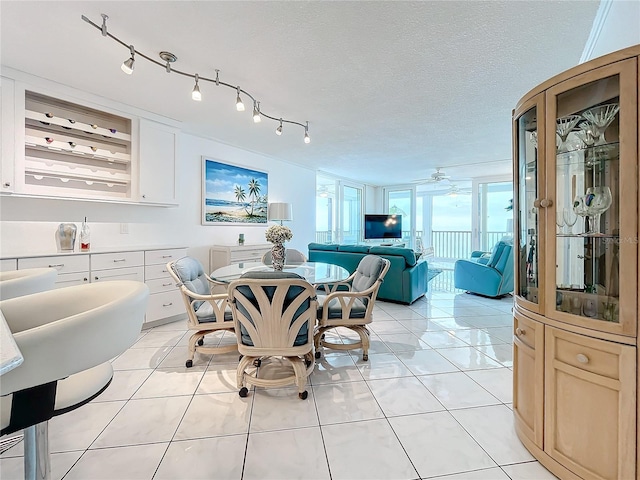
[18, 254, 90, 288]
[138, 119, 178, 205]
[1, 77, 16, 193]
[10, 246, 187, 325]
[144, 247, 187, 323]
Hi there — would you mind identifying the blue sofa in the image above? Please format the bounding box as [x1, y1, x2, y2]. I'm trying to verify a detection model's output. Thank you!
[308, 243, 428, 304]
[453, 239, 514, 297]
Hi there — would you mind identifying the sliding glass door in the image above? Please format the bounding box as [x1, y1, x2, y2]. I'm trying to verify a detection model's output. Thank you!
[341, 184, 362, 243]
[473, 178, 513, 251]
[383, 186, 415, 246]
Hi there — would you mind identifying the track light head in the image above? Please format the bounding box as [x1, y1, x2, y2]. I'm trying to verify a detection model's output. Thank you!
[192, 73, 202, 101]
[304, 121, 310, 144]
[276, 119, 283, 136]
[121, 45, 135, 74]
[236, 87, 245, 111]
[100, 13, 108, 36]
[253, 101, 261, 123]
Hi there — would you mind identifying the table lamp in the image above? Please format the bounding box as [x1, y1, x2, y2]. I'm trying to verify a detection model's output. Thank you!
[268, 203, 293, 225]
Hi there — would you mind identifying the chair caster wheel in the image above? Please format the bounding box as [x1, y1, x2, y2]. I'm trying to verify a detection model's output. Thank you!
[253, 359, 262, 367]
[362, 354, 368, 361]
[197, 338, 204, 346]
[299, 391, 308, 400]
[315, 351, 321, 359]
[185, 360, 193, 368]
[239, 387, 248, 398]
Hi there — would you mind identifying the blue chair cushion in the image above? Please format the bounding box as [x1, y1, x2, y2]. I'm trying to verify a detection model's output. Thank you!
[351, 255, 386, 293]
[173, 257, 209, 311]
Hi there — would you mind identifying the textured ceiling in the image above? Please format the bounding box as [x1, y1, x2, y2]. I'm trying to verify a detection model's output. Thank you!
[1, 1, 600, 186]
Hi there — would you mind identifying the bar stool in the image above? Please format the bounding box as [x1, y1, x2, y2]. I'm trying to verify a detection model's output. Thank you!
[0, 268, 57, 301]
[0, 280, 149, 480]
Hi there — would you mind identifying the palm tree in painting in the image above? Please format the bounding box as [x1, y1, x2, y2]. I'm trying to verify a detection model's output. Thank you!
[234, 185, 247, 212]
[247, 179, 261, 216]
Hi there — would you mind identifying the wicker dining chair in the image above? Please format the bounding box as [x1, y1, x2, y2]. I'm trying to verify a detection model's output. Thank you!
[227, 271, 317, 399]
[314, 255, 390, 361]
[167, 257, 236, 367]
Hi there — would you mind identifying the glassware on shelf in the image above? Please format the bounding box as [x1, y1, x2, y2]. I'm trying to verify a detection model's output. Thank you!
[576, 121, 597, 148]
[555, 210, 565, 234]
[572, 194, 589, 234]
[556, 114, 582, 153]
[581, 103, 620, 145]
[582, 297, 598, 318]
[528, 131, 538, 149]
[563, 207, 578, 234]
[584, 186, 612, 235]
[603, 301, 618, 322]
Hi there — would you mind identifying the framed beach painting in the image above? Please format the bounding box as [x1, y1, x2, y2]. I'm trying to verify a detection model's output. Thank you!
[202, 157, 269, 225]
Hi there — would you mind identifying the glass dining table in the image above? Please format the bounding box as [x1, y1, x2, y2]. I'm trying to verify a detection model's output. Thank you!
[210, 261, 350, 286]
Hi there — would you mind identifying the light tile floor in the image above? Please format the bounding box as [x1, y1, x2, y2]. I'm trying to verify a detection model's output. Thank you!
[0, 281, 558, 480]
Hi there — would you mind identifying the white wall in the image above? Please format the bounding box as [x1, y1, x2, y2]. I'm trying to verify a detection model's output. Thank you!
[582, 0, 640, 62]
[0, 95, 316, 270]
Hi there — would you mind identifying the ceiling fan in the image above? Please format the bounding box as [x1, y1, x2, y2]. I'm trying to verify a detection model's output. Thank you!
[414, 167, 452, 184]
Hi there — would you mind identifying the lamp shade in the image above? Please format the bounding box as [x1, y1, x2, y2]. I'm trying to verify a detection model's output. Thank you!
[268, 203, 293, 222]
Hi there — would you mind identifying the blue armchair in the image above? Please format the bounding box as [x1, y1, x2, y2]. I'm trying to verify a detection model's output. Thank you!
[454, 239, 514, 297]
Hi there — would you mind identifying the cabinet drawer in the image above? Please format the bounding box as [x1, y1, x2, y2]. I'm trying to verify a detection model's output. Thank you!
[514, 314, 540, 350]
[146, 290, 184, 322]
[0, 259, 17, 271]
[91, 251, 143, 271]
[52, 271, 90, 288]
[145, 263, 172, 281]
[93, 266, 144, 283]
[146, 277, 177, 294]
[19, 255, 89, 274]
[145, 248, 186, 266]
[551, 328, 623, 380]
[229, 248, 269, 263]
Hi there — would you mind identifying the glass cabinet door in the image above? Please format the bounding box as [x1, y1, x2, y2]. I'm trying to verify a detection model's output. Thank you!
[514, 94, 545, 313]
[545, 59, 637, 336]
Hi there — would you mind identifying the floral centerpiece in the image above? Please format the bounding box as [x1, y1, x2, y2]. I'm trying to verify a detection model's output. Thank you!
[265, 224, 293, 271]
[265, 224, 293, 244]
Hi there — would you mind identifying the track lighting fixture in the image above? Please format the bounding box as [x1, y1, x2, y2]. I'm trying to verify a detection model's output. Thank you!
[121, 45, 135, 75]
[253, 101, 261, 123]
[82, 14, 311, 143]
[235, 87, 245, 112]
[159, 51, 177, 73]
[192, 74, 202, 101]
[304, 121, 310, 144]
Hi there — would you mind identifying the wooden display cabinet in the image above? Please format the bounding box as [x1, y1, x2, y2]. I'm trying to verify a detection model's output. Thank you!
[512, 45, 639, 479]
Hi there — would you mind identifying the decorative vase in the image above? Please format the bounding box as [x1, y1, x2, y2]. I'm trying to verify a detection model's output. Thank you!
[271, 243, 285, 271]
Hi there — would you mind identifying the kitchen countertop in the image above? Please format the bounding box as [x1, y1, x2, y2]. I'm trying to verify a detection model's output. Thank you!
[0, 245, 188, 260]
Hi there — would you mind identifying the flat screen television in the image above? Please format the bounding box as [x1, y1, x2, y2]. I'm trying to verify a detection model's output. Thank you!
[364, 214, 402, 239]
